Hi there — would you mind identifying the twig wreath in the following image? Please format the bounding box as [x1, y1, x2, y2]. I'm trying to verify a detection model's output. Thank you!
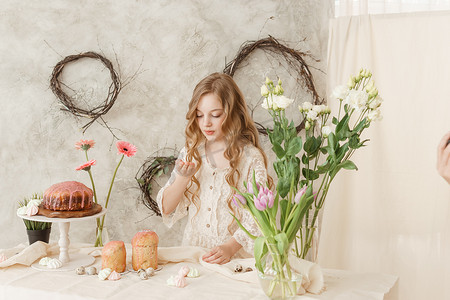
[223, 35, 323, 135]
[50, 51, 122, 132]
[135, 149, 179, 216]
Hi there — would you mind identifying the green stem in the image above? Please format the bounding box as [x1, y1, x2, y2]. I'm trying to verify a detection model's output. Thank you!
[95, 154, 125, 247]
[85, 150, 100, 229]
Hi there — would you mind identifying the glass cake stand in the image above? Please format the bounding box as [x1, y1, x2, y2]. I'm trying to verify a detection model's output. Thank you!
[17, 209, 106, 272]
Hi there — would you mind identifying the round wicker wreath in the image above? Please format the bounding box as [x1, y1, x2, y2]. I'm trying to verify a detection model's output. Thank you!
[223, 35, 323, 134]
[136, 149, 179, 216]
[50, 51, 121, 131]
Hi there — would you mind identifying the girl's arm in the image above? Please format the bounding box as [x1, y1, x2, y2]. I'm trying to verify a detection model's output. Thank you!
[161, 159, 196, 215]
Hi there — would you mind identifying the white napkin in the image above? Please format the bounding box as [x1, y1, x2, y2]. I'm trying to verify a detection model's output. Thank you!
[0, 242, 48, 268]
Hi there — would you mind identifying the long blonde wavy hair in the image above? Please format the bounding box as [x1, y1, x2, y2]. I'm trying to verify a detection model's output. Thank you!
[184, 72, 272, 233]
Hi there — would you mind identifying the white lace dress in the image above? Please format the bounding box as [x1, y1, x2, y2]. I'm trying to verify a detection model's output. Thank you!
[156, 143, 268, 258]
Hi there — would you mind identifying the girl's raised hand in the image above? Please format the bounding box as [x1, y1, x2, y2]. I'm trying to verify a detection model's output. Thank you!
[175, 159, 196, 178]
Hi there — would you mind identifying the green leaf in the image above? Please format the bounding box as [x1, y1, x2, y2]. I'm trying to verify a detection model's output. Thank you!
[336, 142, 349, 162]
[136, 178, 145, 185]
[277, 178, 290, 198]
[353, 117, 367, 133]
[156, 168, 164, 177]
[317, 161, 330, 174]
[279, 199, 288, 229]
[230, 212, 257, 240]
[254, 237, 267, 273]
[149, 160, 159, 168]
[163, 166, 170, 174]
[349, 135, 360, 149]
[302, 168, 319, 180]
[339, 160, 358, 170]
[274, 232, 289, 254]
[273, 124, 283, 145]
[304, 136, 316, 154]
[359, 138, 370, 147]
[301, 153, 309, 165]
[336, 113, 349, 134]
[332, 116, 338, 125]
[286, 136, 302, 156]
[272, 143, 285, 159]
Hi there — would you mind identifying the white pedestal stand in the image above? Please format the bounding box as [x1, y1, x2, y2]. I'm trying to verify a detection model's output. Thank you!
[18, 209, 106, 272]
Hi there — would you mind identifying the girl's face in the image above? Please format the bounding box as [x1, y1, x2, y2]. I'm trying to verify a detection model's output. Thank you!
[196, 93, 226, 142]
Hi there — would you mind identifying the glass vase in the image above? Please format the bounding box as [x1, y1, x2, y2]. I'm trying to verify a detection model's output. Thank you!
[257, 243, 302, 300]
[297, 216, 319, 262]
[95, 226, 109, 247]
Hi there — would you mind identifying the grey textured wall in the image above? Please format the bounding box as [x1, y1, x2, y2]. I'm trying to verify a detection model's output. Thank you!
[1, 0, 333, 248]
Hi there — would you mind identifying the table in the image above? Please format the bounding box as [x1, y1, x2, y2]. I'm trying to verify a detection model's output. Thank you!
[0, 244, 397, 300]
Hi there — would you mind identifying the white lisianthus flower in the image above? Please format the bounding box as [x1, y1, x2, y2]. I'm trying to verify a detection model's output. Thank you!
[344, 90, 368, 111]
[368, 95, 383, 109]
[260, 85, 269, 97]
[312, 104, 329, 115]
[368, 108, 382, 121]
[261, 97, 273, 110]
[306, 110, 318, 121]
[302, 102, 313, 111]
[321, 126, 332, 137]
[332, 85, 349, 100]
[312, 105, 322, 114]
[272, 95, 294, 110]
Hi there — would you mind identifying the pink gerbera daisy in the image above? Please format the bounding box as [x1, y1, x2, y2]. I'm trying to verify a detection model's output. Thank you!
[75, 159, 96, 171]
[116, 141, 137, 157]
[75, 139, 95, 151]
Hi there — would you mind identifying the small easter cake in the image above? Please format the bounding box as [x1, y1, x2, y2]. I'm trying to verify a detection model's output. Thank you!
[102, 241, 127, 273]
[131, 230, 158, 271]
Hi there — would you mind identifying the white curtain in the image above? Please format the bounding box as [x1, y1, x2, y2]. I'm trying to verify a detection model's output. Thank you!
[321, 11, 450, 300]
[335, 0, 450, 16]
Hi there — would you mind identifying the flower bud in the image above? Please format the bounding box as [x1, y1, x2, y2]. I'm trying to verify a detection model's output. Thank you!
[365, 80, 374, 92]
[265, 77, 273, 85]
[347, 76, 356, 89]
[232, 194, 247, 207]
[305, 120, 311, 130]
[294, 186, 307, 204]
[261, 85, 269, 97]
[274, 85, 284, 95]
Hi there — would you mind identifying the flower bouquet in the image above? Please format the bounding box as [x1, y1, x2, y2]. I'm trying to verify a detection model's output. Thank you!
[75, 139, 137, 247]
[233, 70, 382, 299]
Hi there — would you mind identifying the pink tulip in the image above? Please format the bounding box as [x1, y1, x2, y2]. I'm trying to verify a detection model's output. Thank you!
[247, 182, 260, 194]
[253, 187, 274, 211]
[294, 186, 308, 204]
[232, 194, 247, 207]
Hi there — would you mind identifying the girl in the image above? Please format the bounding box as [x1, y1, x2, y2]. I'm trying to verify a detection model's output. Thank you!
[157, 73, 271, 264]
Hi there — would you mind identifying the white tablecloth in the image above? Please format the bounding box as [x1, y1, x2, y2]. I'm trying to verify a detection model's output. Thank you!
[0, 243, 397, 300]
